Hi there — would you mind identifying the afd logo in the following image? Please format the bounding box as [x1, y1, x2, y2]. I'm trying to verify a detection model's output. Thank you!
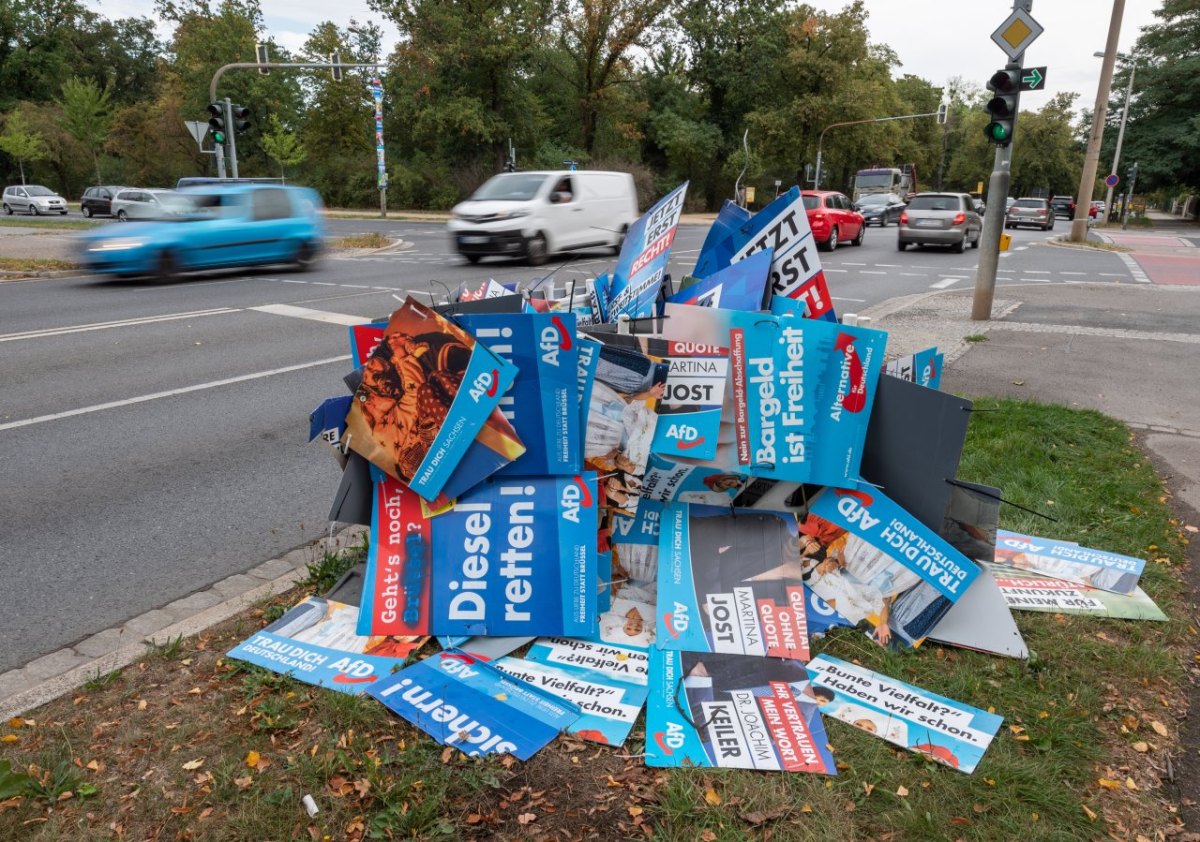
[663, 423, 705, 450]
[540, 316, 574, 366]
[653, 721, 687, 755]
[561, 475, 594, 524]
[329, 657, 378, 684]
[662, 602, 690, 638]
[1001, 538, 1044, 553]
[467, 369, 501, 402]
[833, 333, 867, 412]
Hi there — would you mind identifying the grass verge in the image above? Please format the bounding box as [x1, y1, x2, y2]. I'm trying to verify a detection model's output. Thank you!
[0, 218, 98, 231]
[0, 400, 1192, 840]
[332, 232, 390, 250]
[0, 258, 79, 273]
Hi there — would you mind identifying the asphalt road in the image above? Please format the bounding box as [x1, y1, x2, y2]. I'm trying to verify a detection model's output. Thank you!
[0, 216, 1137, 672]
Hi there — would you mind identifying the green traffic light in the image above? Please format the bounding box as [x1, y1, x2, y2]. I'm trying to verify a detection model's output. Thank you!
[984, 122, 1010, 142]
[213, 130, 226, 144]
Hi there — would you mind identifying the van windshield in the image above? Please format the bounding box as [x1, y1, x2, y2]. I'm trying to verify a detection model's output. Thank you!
[471, 174, 548, 202]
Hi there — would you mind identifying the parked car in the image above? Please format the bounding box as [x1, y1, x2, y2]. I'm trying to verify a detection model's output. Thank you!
[897, 192, 982, 252]
[972, 198, 986, 216]
[77, 184, 325, 279]
[1005, 197, 1054, 230]
[80, 186, 127, 218]
[3, 184, 68, 215]
[854, 192, 906, 227]
[801, 190, 865, 250]
[111, 189, 182, 221]
[1050, 195, 1076, 219]
[448, 170, 638, 265]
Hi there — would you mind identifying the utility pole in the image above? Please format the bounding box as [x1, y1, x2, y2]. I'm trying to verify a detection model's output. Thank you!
[1101, 52, 1136, 221]
[1070, 0, 1125, 242]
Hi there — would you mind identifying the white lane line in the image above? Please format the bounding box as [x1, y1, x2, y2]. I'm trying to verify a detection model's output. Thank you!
[1059, 271, 1086, 276]
[279, 279, 307, 284]
[832, 296, 867, 303]
[0, 308, 237, 343]
[1099, 273, 1124, 277]
[341, 284, 369, 289]
[311, 281, 336, 286]
[859, 270, 886, 275]
[1117, 252, 1151, 283]
[1020, 277, 1052, 283]
[840, 262, 867, 266]
[824, 268, 848, 273]
[873, 263, 902, 267]
[0, 355, 352, 433]
[248, 304, 370, 326]
[930, 277, 961, 289]
[1015, 246, 1028, 251]
[1024, 269, 1051, 274]
[938, 273, 967, 278]
[899, 272, 925, 277]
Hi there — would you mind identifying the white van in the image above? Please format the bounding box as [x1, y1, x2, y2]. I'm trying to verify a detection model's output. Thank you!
[448, 170, 638, 265]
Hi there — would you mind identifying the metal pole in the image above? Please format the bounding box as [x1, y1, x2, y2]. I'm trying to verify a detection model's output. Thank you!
[972, 0, 1029, 321]
[813, 111, 940, 191]
[1103, 59, 1135, 221]
[1121, 164, 1137, 229]
[1071, 0, 1125, 242]
[210, 61, 386, 103]
[215, 138, 227, 179]
[225, 98, 240, 179]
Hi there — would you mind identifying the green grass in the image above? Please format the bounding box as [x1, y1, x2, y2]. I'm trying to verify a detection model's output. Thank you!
[333, 232, 390, 249]
[0, 217, 98, 230]
[0, 257, 78, 272]
[964, 334, 988, 343]
[0, 400, 1188, 840]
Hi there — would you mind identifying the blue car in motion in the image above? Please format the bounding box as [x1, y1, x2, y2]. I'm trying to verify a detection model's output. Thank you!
[77, 184, 324, 279]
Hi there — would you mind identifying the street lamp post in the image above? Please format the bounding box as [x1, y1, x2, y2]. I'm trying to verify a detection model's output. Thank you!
[1094, 50, 1137, 222]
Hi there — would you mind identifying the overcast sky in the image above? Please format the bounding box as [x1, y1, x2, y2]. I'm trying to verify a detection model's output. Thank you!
[102, 0, 1162, 108]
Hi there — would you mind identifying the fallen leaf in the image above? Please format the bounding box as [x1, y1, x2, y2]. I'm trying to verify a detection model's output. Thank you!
[198, 807, 213, 820]
[1151, 720, 1169, 737]
[1012, 380, 1024, 386]
[1125, 777, 1139, 791]
[353, 779, 370, 798]
[466, 814, 482, 825]
[700, 832, 717, 842]
[86, 760, 103, 772]
[233, 776, 253, 790]
[1185, 525, 1198, 534]
[863, 783, 875, 796]
[800, 804, 812, 813]
[517, 812, 537, 825]
[740, 807, 786, 825]
[896, 786, 909, 797]
[1098, 778, 1121, 790]
[0, 735, 17, 743]
[181, 759, 204, 771]
[628, 806, 643, 818]
[704, 787, 721, 806]
[137, 700, 147, 711]
[1031, 812, 1039, 822]
[950, 817, 971, 826]
[440, 747, 454, 764]
[245, 751, 260, 769]
[1132, 741, 1149, 753]
[1082, 804, 1097, 821]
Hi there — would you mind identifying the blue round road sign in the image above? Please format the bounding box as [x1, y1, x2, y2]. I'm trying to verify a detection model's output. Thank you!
[1106, 173, 1120, 188]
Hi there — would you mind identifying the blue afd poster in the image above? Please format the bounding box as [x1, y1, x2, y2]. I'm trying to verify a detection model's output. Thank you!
[647, 338, 729, 462]
[774, 298, 888, 488]
[807, 655, 1003, 774]
[994, 529, 1145, 595]
[430, 474, 599, 637]
[494, 655, 649, 747]
[597, 182, 688, 322]
[228, 596, 426, 695]
[369, 650, 580, 759]
[459, 312, 581, 476]
[668, 249, 774, 311]
[645, 648, 836, 773]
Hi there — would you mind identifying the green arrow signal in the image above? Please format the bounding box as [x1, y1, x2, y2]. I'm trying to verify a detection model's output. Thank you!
[1022, 68, 1043, 89]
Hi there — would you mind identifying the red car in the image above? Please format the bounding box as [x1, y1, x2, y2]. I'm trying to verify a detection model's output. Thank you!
[801, 190, 866, 251]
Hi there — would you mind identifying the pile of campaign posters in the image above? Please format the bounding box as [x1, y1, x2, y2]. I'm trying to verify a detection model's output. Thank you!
[807, 655, 1002, 774]
[286, 180, 1136, 780]
[227, 596, 427, 695]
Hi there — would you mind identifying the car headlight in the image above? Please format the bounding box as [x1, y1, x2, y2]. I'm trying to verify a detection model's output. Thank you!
[502, 209, 530, 219]
[88, 239, 145, 252]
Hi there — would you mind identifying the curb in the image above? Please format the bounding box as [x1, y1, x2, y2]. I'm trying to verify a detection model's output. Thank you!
[0, 269, 83, 281]
[0, 526, 366, 720]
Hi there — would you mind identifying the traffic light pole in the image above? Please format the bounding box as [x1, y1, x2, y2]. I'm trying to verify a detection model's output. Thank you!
[972, 57, 1023, 321]
[224, 98, 240, 179]
[813, 111, 942, 189]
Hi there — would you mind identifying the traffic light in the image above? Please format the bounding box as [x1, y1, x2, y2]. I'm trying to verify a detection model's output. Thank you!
[983, 68, 1021, 146]
[1126, 164, 1138, 182]
[331, 52, 343, 82]
[207, 102, 226, 145]
[231, 104, 251, 134]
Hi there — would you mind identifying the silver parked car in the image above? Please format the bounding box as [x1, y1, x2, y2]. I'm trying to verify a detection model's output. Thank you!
[111, 188, 180, 221]
[3, 184, 68, 215]
[897, 192, 983, 253]
[1005, 197, 1055, 231]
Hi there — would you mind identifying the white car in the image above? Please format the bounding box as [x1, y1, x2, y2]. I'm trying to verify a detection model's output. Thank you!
[111, 188, 181, 221]
[3, 184, 68, 215]
[448, 170, 638, 265]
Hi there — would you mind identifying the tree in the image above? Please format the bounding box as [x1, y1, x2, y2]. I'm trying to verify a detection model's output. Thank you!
[57, 77, 114, 185]
[0, 108, 49, 184]
[260, 114, 306, 183]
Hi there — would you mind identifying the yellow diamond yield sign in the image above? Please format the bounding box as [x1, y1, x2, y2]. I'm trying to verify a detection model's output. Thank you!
[991, 8, 1044, 62]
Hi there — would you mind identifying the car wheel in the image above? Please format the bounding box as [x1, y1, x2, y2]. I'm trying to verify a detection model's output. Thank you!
[293, 241, 318, 272]
[952, 236, 966, 254]
[155, 250, 178, 282]
[2, 204, 10, 215]
[83, 206, 93, 218]
[463, 254, 481, 265]
[611, 224, 628, 255]
[822, 227, 839, 252]
[971, 232, 980, 248]
[898, 241, 908, 251]
[117, 210, 127, 222]
[31, 204, 40, 216]
[851, 224, 864, 246]
[526, 232, 548, 266]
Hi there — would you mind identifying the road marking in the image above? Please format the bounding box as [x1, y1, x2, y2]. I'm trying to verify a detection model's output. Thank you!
[859, 270, 886, 275]
[841, 262, 867, 266]
[341, 284, 369, 289]
[930, 277, 961, 289]
[1099, 273, 1124, 277]
[1019, 277, 1052, 282]
[0, 355, 352, 433]
[824, 268, 847, 273]
[832, 296, 867, 303]
[249, 304, 369, 326]
[1059, 271, 1086, 275]
[1024, 269, 1051, 273]
[873, 263, 902, 268]
[1116, 252, 1151, 283]
[0, 308, 237, 343]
